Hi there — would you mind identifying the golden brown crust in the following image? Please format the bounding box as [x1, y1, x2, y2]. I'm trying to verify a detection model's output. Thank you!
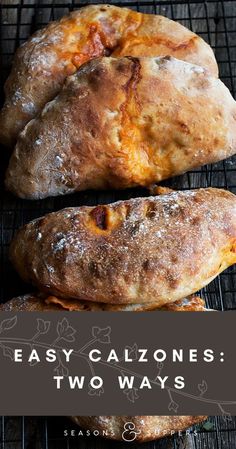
[160, 296, 207, 311]
[9, 188, 236, 305]
[0, 4, 218, 147]
[0, 294, 59, 312]
[0, 294, 206, 312]
[5, 56, 235, 200]
[71, 415, 207, 442]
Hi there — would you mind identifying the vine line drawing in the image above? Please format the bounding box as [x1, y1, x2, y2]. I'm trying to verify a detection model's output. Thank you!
[0, 315, 234, 419]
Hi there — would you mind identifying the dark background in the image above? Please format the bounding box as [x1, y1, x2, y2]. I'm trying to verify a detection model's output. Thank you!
[0, 0, 236, 447]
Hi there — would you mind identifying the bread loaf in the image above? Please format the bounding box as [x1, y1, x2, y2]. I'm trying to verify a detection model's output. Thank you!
[9, 188, 236, 305]
[0, 4, 217, 146]
[5, 56, 235, 199]
[0, 294, 206, 312]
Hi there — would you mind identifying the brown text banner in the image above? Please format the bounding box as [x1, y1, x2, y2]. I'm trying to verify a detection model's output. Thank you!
[0, 311, 235, 416]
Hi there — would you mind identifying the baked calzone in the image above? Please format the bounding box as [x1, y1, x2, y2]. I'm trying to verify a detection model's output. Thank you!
[5, 57, 236, 199]
[9, 188, 236, 306]
[0, 4, 218, 146]
[0, 294, 206, 312]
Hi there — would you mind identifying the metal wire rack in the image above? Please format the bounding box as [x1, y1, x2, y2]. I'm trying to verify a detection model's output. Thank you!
[0, 0, 236, 448]
[1, 0, 236, 310]
[1, 415, 236, 448]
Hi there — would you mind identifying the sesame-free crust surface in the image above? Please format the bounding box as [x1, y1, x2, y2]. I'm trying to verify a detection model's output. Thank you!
[5, 56, 236, 200]
[9, 188, 236, 305]
[0, 4, 218, 147]
[0, 294, 206, 312]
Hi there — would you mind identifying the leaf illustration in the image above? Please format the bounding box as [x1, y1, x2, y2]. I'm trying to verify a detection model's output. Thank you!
[156, 361, 164, 374]
[168, 400, 179, 413]
[88, 386, 104, 396]
[92, 326, 111, 344]
[2, 345, 15, 361]
[124, 343, 138, 361]
[54, 363, 69, 377]
[57, 318, 76, 342]
[154, 361, 165, 381]
[0, 316, 17, 333]
[125, 390, 135, 403]
[37, 318, 50, 335]
[124, 388, 139, 403]
[198, 380, 208, 396]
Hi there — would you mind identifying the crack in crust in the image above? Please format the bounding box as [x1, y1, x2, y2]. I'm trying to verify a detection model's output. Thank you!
[5, 57, 236, 200]
[115, 57, 144, 186]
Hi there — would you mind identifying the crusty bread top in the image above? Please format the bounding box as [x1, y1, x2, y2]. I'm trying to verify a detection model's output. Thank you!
[0, 294, 206, 312]
[0, 4, 217, 146]
[9, 188, 236, 305]
[5, 56, 236, 200]
[72, 415, 207, 442]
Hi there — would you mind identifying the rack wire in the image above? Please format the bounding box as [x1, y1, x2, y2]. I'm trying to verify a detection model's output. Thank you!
[1, 0, 236, 310]
[1, 415, 236, 448]
[0, 0, 236, 448]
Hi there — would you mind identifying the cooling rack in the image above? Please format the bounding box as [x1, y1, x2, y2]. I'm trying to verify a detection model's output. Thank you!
[1, 416, 236, 448]
[1, 0, 236, 309]
[0, 0, 236, 448]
